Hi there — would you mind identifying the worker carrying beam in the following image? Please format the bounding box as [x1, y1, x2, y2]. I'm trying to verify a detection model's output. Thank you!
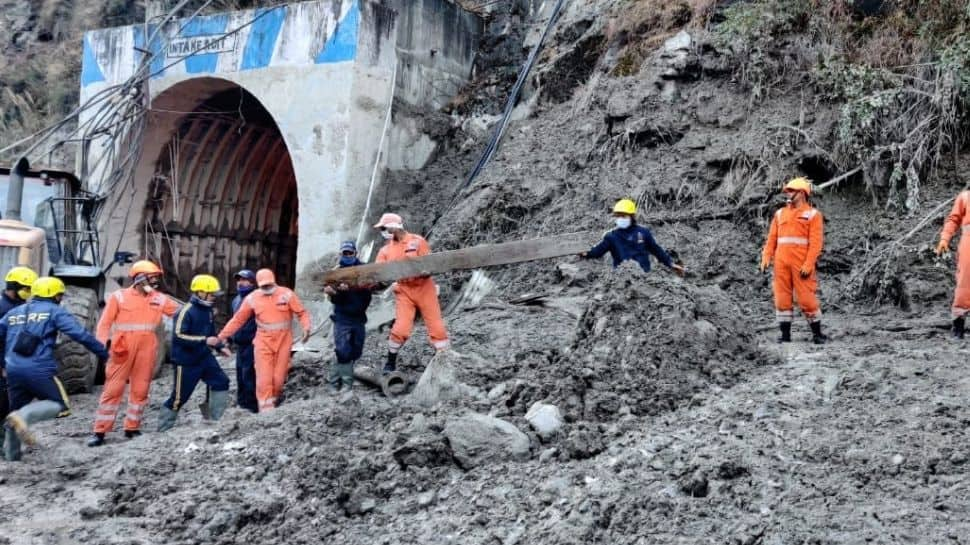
[760, 177, 827, 344]
[229, 269, 258, 412]
[579, 199, 686, 275]
[158, 275, 232, 432]
[935, 188, 970, 338]
[374, 213, 450, 375]
[0, 265, 37, 452]
[88, 260, 180, 447]
[2, 277, 108, 461]
[218, 269, 311, 412]
[324, 241, 374, 394]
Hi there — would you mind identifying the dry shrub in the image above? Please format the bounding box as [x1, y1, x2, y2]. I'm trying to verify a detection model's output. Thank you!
[608, 0, 713, 76]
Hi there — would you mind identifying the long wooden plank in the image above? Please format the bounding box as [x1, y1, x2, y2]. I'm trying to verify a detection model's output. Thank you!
[317, 230, 601, 286]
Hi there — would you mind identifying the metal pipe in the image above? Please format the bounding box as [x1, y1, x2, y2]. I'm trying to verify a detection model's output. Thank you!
[5, 157, 29, 221]
[353, 366, 408, 397]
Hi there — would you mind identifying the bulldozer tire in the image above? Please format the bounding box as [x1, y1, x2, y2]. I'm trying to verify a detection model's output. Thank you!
[55, 285, 101, 394]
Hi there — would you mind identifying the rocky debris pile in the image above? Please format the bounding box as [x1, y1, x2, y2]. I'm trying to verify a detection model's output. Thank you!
[553, 262, 772, 422]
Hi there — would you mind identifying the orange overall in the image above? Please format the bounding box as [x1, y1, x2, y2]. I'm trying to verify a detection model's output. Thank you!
[939, 190, 970, 318]
[377, 233, 449, 352]
[761, 202, 824, 323]
[93, 288, 179, 433]
[219, 288, 310, 412]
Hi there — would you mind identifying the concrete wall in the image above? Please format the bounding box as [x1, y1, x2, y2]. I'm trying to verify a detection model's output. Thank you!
[79, 0, 482, 290]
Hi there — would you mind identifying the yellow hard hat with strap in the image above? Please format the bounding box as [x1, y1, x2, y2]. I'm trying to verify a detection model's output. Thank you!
[784, 177, 813, 195]
[190, 274, 223, 294]
[5, 266, 38, 287]
[612, 198, 637, 215]
[32, 277, 66, 298]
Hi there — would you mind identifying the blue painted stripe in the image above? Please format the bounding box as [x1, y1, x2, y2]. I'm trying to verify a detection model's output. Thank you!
[179, 14, 230, 74]
[81, 34, 106, 87]
[133, 25, 169, 79]
[315, 0, 359, 64]
[241, 6, 287, 71]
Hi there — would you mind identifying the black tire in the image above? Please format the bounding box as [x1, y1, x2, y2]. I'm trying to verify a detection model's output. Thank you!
[55, 285, 100, 394]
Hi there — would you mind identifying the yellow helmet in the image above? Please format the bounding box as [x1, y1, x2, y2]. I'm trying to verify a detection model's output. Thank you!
[5, 266, 38, 287]
[32, 277, 66, 298]
[190, 274, 223, 294]
[612, 198, 637, 215]
[783, 177, 813, 195]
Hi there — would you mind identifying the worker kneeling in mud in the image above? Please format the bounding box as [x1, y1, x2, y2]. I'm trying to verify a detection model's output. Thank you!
[760, 177, 827, 344]
[1, 277, 108, 461]
[324, 241, 374, 394]
[580, 199, 686, 276]
[374, 213, 450, 375]
[158, 275, 232, 432]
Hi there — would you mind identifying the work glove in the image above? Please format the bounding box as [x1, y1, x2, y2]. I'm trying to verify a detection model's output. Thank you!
[799, 265, 813, 278]
[759, 255, 771, 273]
[671, 264, 686, 277]
[936, 239, 951, 256]
[324, 285, 336, 295]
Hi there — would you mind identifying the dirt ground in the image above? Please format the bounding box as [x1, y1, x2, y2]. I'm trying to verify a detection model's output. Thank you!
[5, 1, 970, 543]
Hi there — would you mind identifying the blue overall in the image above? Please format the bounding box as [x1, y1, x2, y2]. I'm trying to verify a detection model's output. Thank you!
[164, 297, 229, 411]
[330, 259, 372, 363]
[0, 297, 108, 414]
[584, 223, 674, 272]
[0, 292, 21, 422]
[230, 290, 258, 412]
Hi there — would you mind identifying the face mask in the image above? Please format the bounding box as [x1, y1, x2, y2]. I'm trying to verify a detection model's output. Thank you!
[141, 284, 155, 294]
[237, 283, 255, 295]
[615, 217, 632, 229]
[339, 256, 358, 266]
[381, 230, 394, 240]
[193, 294, 214, 307]
[260, 286, 277, 295]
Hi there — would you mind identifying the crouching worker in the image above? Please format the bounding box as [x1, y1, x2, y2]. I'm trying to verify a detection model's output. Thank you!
[1, 277, 108, 460]
[158, 275, 232, 432]
[324, 241, 374, 393]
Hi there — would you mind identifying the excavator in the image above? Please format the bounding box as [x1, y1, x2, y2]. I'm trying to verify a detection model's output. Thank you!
[0, 157, 134, 393]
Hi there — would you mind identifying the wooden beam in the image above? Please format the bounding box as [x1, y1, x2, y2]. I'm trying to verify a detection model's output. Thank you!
[317, 230, 601, 286]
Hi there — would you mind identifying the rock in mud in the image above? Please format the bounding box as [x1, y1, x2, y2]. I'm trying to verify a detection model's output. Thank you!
[525, 402, 564, 440]
[411, 349, 483, 408]
[443, 412, 531, 469]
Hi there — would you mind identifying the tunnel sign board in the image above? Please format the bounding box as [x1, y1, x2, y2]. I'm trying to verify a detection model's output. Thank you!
[166, 34, 237, 58]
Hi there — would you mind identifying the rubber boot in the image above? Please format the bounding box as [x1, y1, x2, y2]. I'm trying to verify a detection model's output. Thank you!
[339, 362, 355, 391]
[125, 430, 142, 439]
[209, 390, 229, 421]
[383, 351, 398, 376]
[777, 322, 792, 343]
[86, 433, 105, 447]
[810, 321, 828, 345]
[953, 317, 965, 340]
[327, 361, 342, 394]
[4, 426, 20, 461]
[157, 406, 179, 432]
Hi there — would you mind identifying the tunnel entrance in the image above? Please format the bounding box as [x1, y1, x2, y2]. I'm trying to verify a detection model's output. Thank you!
[143, 82, 297, 299]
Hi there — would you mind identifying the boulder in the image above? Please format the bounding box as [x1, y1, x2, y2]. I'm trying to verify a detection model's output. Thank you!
[525, 402, 564, 440]
[443, 413, 530, 469]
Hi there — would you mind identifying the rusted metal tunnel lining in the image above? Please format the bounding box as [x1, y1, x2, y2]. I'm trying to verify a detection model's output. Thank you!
[143, 84, 297, 303]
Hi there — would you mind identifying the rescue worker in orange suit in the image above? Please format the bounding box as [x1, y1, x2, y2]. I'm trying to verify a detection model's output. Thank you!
[760, 177, 827, 344]
[935, 189, 970, 338]
[374, 213, 450, 375]
[87, 260, 180, 447]
[158, 275, 232, 431]
[0, 265, 37, 452]
[2, 277, 108, 461]
[218, 269, 311, 412]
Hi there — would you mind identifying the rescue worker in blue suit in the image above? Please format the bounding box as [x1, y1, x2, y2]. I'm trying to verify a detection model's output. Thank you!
[157, 274, 232, 432]
[323, 241, 373, 393]
[1, 276, 108, 461]
[229, 269, 258, 412]
[0, 265, 38, 451]
[580, 199, 686, 275]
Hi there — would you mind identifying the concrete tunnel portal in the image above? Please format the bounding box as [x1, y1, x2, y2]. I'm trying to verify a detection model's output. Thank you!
[80, 0, 484, 299]
[140, 78, 297, 296]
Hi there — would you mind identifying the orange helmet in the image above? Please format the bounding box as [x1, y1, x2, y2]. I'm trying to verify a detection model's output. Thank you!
[129, 260, 163, 278]
[255, 268, 276, 287]
[373, 213, 404, 229]
[783, 177, 813, 196]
